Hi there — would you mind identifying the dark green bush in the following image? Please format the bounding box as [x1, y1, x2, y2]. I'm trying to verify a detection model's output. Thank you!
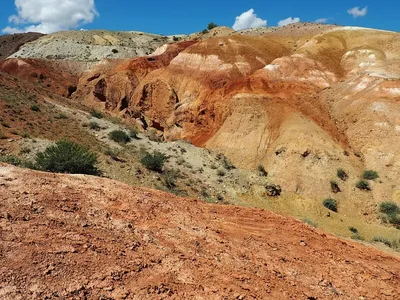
[356, 180, 370, 191]
[140, 151, 167, 172]
[30, 105, 40, 112]
[201, 29, 209, 34]
[0, 155, 22, 166]
[89, 121, 101, 131]
[207, 22, 218, 30]
[323, 198, 337, 212]
[337, 168, 348, 181]
[349, 226, 358, 234]
[362, 170, 379, 180]
[330, 180, 341, 193]
[109, 130, 130, 144]
[129, 127, 139, 139]
[35, 140, 99, 175]
[90, 109, 103, 119]
[379, 201, 400, 215]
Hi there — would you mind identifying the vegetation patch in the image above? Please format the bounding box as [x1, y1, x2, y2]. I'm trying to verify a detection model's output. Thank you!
[35, 139, 99, 175]
[330, 180, 341, 193]
[337, 168, 348, 181]
[90, 109, 104, 119]
[323, 198, 337, 212]
[140, 151, 167, 172]
[362, 170, 379, 180]
[356, 180, 370, 191]
[109, 130, 131, 144]
[265, 184, 282, 197]
[258, 164, 268, 176]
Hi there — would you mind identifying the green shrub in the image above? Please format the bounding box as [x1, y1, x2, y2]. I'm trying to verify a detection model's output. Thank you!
[30, 105, 40, 112]
[337, 168, 348, 181]
[388, 214, 400, 226]
[109, 130, 130, 144]
[330, 180, 341, 193]
[323, 198, 337, 212]
[351, 234, 364, 241]
[90, 109, 103, 119]
[201, 29, 209, 34]
[140, 151, 167, 172]
[356, 180, 370, 191]
[258, 165, 268, 176]
[207, 22, 218, 30]
[372, 236, 392, 247]
[163, 169, 179, 189]
[35, 140, 99, 175]
[348, 226, 358, 234]
[362, 170, 379, 180]
[89, 121, 101, 131]
[0, 155, 22, 166]
[379, 201, 400, 215]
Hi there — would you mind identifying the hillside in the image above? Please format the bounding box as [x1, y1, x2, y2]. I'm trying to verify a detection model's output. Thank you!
[0, 22, 399, 275]
[1, 164, 399, 299]
[0, 32, 43, 59]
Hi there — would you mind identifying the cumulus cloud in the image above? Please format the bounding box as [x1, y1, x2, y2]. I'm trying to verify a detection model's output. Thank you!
[2, 0, 98, 34]
[347, 6, 368, 18]
[232, 9, 267, 31]
[315, 18, 328, 24]
[278, 17, 300, 27]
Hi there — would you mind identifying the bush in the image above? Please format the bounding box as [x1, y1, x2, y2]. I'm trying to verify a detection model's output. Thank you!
[89, 121, 101, 131]
[201, 29, 209, 34]
[163, 169, 179, 189]
[109, 130, 130, 144]
[337, 168, 348, 181]
[330, 180, 341, 193]
[31, 105, 40, 112]
[356, 180, 370, 191]
[323, 198, 337, 212]
[35, 140, 99, 175]
[362, 170, 379, 180]
[0, 155, 22, 166]
[90, 109, 103, 119]
[207, 22, 218, 30]
[140, 151, 167, 172]
[303, 218, 316, 227]
[111, 49, 119, 54]
[349, 226, 358, 234]
[265, 184, 282, 197]
[379, 201, 400, 215]
[257, 165, 268, 176]
[372, 236, 392, 247]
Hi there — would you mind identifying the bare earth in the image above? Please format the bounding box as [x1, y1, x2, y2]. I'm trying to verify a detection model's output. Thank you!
[1, 164, 399, 299]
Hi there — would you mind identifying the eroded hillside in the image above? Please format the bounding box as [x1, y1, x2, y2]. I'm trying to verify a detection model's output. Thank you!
[1, 165, 399, 299]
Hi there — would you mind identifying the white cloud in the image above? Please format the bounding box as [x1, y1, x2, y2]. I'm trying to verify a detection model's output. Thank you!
[2, 0, 98, 34]
[347, 6, 368, 18]
[315, 18, 328, 24]
[278, 17, 300, 27]
[232, 9, 267, 31]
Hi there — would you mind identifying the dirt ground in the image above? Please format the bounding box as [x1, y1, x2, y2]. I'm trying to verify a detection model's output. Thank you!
[1, 164, 399, 299]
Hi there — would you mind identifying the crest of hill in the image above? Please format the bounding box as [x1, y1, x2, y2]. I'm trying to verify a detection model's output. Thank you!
[0, 32, 44, 59]
[8, 30, 172, 62]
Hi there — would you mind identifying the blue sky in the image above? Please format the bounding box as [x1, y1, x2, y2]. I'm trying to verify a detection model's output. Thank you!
[1, 0, 398, 35]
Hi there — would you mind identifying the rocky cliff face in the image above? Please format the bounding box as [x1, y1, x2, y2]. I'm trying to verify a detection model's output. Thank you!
[73, 26, 400, 203]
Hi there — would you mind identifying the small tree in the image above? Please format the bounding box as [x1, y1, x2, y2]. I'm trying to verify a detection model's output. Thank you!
[35, 139, 99, 175]
[140, 151, 167, 172]
[207, 22, 218, 30]
[323, 198, 337, 212]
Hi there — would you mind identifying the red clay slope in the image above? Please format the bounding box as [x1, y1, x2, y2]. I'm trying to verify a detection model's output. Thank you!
[0, 164, 399, 299]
